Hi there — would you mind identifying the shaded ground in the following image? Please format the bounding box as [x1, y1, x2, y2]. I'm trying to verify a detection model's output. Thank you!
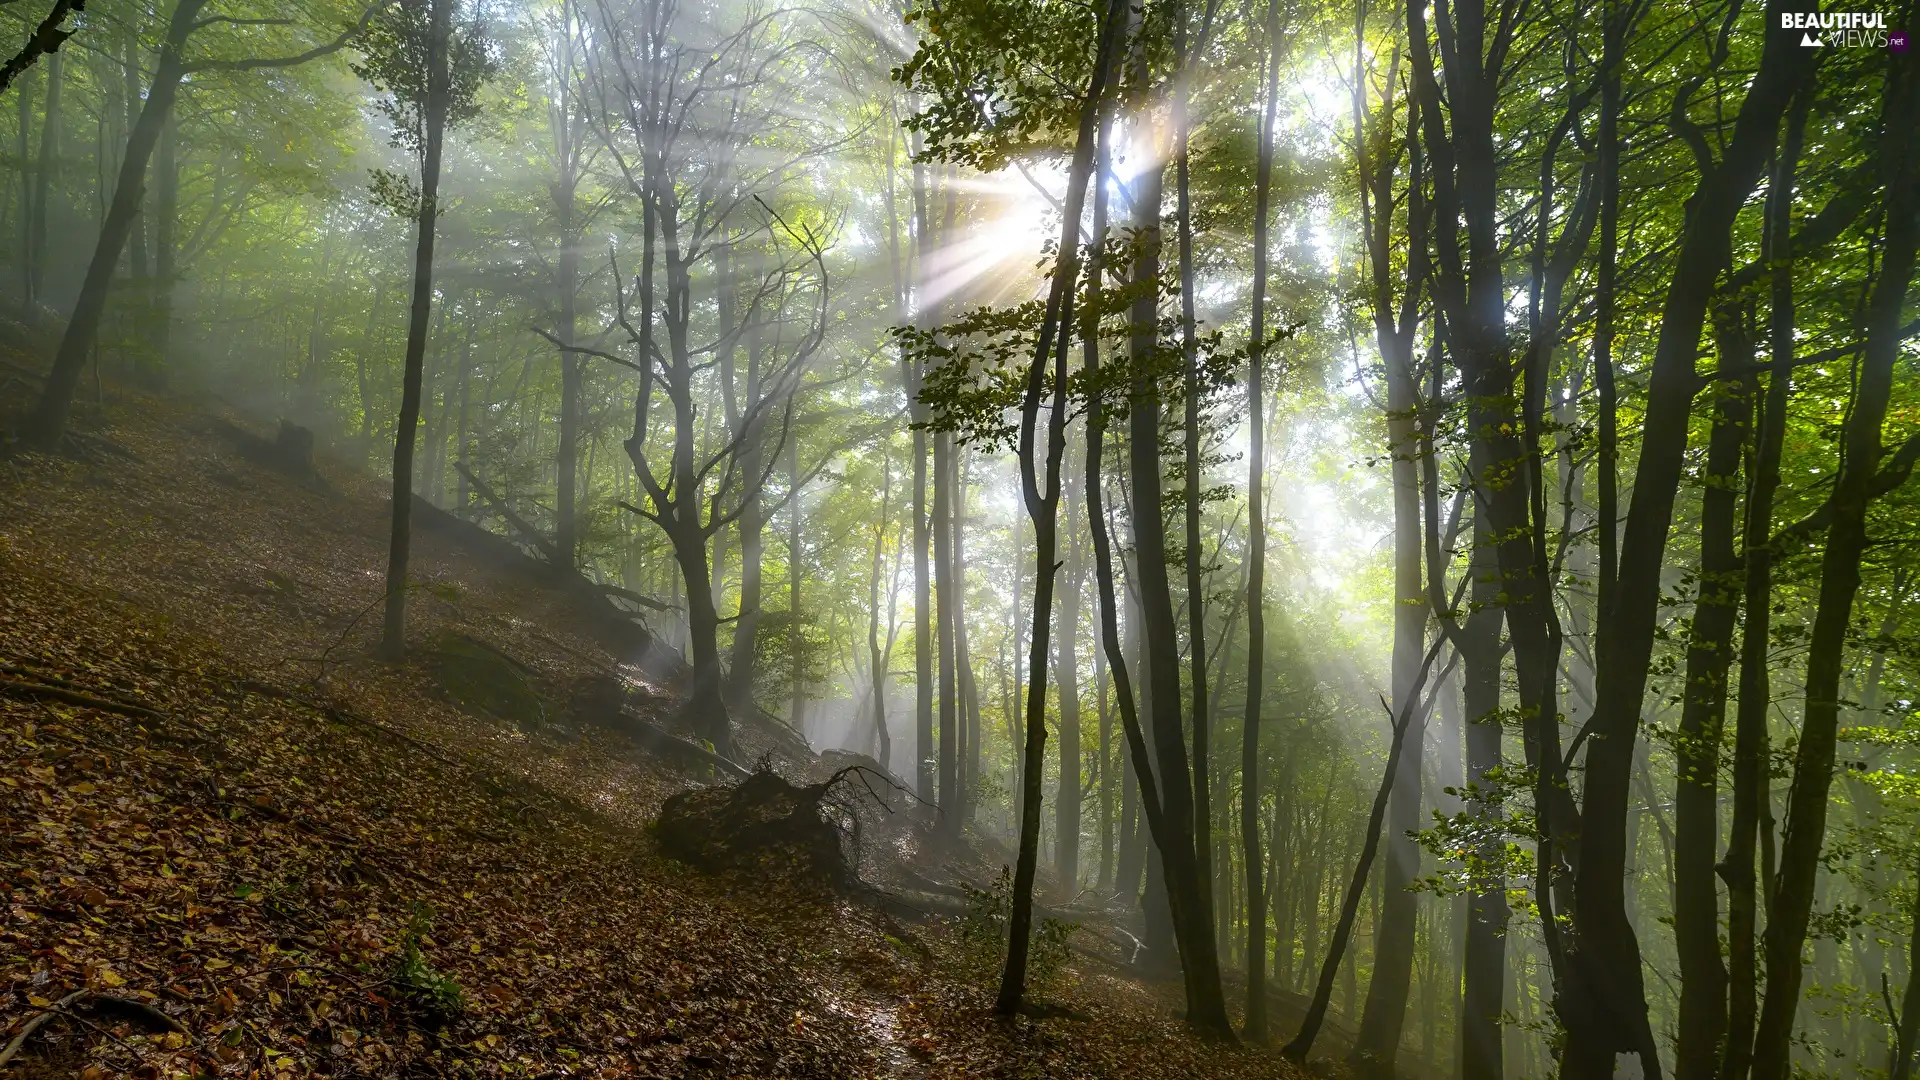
[0, 361, 1315, 1078]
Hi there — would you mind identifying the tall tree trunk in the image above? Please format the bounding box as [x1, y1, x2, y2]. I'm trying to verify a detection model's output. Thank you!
[1459, 501, 1506, 1080]
[910, 155, 935, 804]
[1672, 322, 1750, 1080]
[1351, 158, 1430, 1080]
[1719, 83, 1811, 1080]
[149, 110, 177, 379]
[868, 453, 893, 768]
[378, 0, 452, 657]
[1570, 2, 1813, 1072]
[1351, 10, 1435, 1071]
[1056, 462, 1085, 888]
[1751, 43, 1919, 1080]
[1892, 883, 1920, 1080]
[788, 432, 805, 734]
[996, 0, 1121, 1002]
[1097, 634, 1115, 891]
[1171, 77, 1220, 983]
[954, 450, 978, 827]
[1241, 0, 1281, 1034]
[27, 48, 59, 307]
[1124, 73, 1231, 1035]
[14, 68, 34, 302]
[724, 312, 767, 709]
[933, 427, 958, 836]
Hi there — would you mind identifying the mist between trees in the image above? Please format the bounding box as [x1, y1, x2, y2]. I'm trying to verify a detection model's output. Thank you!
[2, 0, 1918, 1075]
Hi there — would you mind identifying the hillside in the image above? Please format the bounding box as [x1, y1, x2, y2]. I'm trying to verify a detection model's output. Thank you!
[0, 371, 1311, 1078]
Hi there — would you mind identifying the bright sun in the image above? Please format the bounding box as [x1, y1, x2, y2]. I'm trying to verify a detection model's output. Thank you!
[917, 163, 1063, 310]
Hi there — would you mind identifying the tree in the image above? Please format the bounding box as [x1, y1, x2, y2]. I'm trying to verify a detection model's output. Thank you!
[25, 0, 375, 449]
[361, 0, 495, 658]
[1751, 37, 1920, 1080]
[0, 0, 85, 101]
[992, 0, 1125, 1012]
[584, 0, 833, 757]
[1239, 0, 1282, 1038]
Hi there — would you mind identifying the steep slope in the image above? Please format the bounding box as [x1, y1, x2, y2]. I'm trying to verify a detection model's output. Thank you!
[0, 373, 1312, 1079]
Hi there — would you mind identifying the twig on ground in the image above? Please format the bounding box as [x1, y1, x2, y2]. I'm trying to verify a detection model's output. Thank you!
[0, 989, 87, 1067]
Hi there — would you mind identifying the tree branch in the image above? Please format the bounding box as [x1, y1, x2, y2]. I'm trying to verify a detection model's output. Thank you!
[182, 1, 383, 74]
[0, 0, 85, 97]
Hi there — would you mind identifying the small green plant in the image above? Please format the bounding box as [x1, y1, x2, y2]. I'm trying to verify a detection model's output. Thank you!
[393, 903, 465, 1015]
[954, 867, 1077, 997]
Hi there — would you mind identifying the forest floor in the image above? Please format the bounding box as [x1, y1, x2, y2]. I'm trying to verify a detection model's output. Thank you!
[0, 357, 1318, 1078]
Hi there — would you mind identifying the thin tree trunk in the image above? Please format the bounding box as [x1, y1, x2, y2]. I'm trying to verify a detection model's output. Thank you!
[1056, 461, 1085, 888]
[27, 49, 60, 307]
[788, 432, 805, 733]
[378, 0, 452, 657]
[954, 451, 979, 828]
[996, 0, 1121, 1003]
[868, 453, 893, 768]
[933, 428, 957, 836]
[1241, 0, 1281, 1036]
[14, 68, 35, 301]
[1171, 22, 1218, 984]
[1285, 677, 1430, 1064]
[1459, 506, 1506, 1080]
[910, 154, 935, 804]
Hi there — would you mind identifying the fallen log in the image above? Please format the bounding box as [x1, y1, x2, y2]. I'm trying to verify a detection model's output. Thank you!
[456, 460, 559, 563]
[632, 720, 751, 779]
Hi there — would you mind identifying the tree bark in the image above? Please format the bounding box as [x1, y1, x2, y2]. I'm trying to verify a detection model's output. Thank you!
[1671, 323, 1749, 1080]
[1171, 24, 1219, 987]
[150, 108, 177, 377]
[933, 427, 958, 837]
[1719, 82, 1811, 1080]
[1750, 42, 1918, 1080]
[1459, 499, 1506, 1080]
[1570, 0, 1812, 1070]
[27, 48, 59, 307]
[996, 0, 1122, 1004]
[1892, 883, 1920, 1080]
[910, 153, 935, 804]
[378, 0, 453, 657]
[1056, 461, 1085, 888]
[1124, 72, 1232, 1035]
[867, 454, 893, 768]
[1241, 0, 1281, 1038]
